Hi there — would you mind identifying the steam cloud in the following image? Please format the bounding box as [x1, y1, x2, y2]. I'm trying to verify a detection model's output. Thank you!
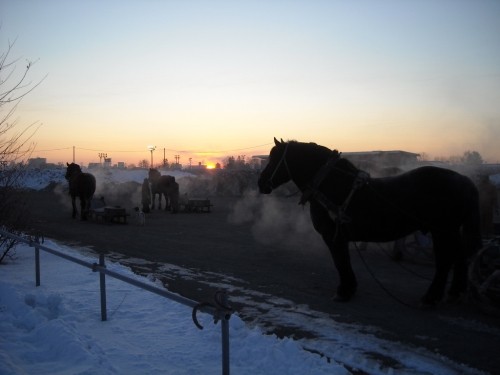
[228, 190, 326, 254]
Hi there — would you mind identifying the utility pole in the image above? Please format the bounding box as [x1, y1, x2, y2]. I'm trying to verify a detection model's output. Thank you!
[98, 153, 107, 166]
[147, 145, 156, 168]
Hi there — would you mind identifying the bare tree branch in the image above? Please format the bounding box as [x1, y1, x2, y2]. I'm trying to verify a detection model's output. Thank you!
[1, 35, 46, 260]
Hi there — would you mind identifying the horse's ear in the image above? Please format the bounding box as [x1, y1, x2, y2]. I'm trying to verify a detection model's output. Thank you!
[274, 137, 281, 146]
[280, 138, 284, 143]
[67, 162, 70, 166]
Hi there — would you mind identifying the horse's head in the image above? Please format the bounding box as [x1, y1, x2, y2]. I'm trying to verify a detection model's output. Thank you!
[258, 137, 292, 194]
[65, 162, 82, 180]
[148, 168, 161, 182]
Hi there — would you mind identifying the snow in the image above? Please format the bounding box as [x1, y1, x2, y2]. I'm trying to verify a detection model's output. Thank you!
[0, 241, 485, 375]
[17, 167, 194, 190]
[0, 167, 491, 374]
[0, 242, 347, 374]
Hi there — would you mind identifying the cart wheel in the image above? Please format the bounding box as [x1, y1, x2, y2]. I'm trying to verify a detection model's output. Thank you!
[468, 238, 500, 316]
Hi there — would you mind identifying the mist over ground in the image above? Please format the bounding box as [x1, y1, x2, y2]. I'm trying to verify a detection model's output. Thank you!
[16, 164, 500, 248]
[228, 190, 326, 254]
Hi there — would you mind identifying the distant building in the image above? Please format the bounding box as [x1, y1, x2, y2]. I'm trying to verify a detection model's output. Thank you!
[190, 162, 207, 170]
[27, 157, 47, 168]
[251, 155, 268, 170]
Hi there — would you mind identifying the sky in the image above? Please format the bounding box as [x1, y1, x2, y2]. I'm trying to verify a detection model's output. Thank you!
[0, 238, 483, 374]
[1, 0, 500, 166]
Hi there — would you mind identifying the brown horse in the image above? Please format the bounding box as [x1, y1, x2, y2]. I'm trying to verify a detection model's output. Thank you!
[258, 138, 482, 306]
[65, 163, 96, 220]
[148, 168, 180, 213]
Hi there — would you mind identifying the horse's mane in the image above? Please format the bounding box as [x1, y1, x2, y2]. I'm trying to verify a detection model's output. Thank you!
[285, 140, 360, 175]
[285, 140, 340, 160]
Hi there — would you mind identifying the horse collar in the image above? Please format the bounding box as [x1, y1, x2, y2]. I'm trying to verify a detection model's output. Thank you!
[299, 151, 342, 206]
[299, 153, 370, 225]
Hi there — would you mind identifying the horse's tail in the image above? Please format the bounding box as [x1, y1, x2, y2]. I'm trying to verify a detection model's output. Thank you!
[462, 184, 482, 258]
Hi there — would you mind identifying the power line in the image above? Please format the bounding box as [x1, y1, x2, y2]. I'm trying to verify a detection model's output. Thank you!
[33, 147, 73, 152]
[34, 143, 274, 155]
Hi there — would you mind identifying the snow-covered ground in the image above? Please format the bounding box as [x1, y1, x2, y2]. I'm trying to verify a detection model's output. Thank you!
[0, 240, 485, 375]
[0, 241, 345, 375]
[17, 167, 194, 190]
[0, 167, 494, 374]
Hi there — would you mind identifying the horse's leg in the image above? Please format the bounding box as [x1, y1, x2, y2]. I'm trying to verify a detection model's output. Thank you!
[330, 238, 357, 301]
[159, 193, 164, 210]
[310, 203, 357, 301]
[71, 195, 77, 219]
[152, 193, 157, 209]
[421, 231, 456, 306]
[165, 193, 170, 211]
[447, 235, 468, 301]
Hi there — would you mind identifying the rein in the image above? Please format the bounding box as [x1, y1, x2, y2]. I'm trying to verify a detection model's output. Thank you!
[267, 142, 292, 190]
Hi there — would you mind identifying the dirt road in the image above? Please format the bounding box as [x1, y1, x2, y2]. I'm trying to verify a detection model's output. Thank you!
[24, 185, 500, 374]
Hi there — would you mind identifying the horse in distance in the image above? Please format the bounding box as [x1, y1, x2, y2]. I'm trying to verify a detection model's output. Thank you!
[148, 168, 180, 213]
[258, 138, 482, 306]
[65, 163, 96, 220]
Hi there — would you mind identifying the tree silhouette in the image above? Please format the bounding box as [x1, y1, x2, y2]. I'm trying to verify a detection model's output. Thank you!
[461, 150, 483, 165]
[0, 37, 45, 262]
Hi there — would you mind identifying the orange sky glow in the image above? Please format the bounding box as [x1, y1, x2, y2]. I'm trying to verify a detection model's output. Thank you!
[2, 1, 500, 167]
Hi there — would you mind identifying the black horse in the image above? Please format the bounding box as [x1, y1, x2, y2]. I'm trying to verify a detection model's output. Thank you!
[65, 163, 96, 220]
[258, 138, 482, 306]
[148, 168, 180, 213]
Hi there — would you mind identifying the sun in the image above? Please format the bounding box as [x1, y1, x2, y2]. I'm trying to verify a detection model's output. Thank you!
[206, 163, 216, 170]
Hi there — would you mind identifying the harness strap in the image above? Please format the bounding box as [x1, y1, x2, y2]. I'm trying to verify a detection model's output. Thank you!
[311, 150, 342, 187]
[299, 153, 370, 224]
[299, 150, 341, 205]
[339, 170, 370, 221]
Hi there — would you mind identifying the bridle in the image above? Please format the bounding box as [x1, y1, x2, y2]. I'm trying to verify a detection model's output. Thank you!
[266, 142, 293, 190]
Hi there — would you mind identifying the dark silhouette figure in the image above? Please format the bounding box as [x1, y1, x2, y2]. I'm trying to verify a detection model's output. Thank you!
[258, 138, 482, 306]
[148, 168, 180, 213]
[141, 178, 151, 213]
[65, 163, 96, 220]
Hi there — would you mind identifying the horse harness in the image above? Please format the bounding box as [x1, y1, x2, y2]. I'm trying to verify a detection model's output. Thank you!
[299, 150, 370, 225]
